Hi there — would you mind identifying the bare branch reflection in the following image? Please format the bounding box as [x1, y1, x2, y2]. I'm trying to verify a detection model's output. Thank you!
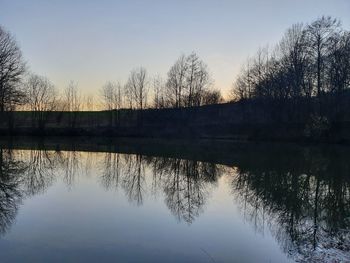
[0, 149, 26, 235]
[229, 148, 350, 262]
[121, 154, 145, 206]
[0, 141, 348, 262]
[61, 150, 81, 188]
[22, 149, 55, 195]
[159, 158, 221, 224]
[100, 152, 121, 190]
[99, 153, 223, 223]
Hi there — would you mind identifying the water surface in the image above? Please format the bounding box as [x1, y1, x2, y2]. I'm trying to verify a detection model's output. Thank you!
[0, 138, 349, 262]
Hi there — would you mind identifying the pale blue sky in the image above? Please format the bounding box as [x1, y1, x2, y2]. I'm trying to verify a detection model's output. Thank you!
[1, 0, 350, 97]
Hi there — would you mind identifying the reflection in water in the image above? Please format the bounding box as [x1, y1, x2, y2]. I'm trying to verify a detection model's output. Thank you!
[0, 149, 26, 235]
[100, 152, 221, 221]
[122, 154, 146, 205]
[23, 149, 55, 195]
[62, 150, 81, 188]
[0, 142, 349, 262]
[230, 148, 350, 262]
[154, 158, 221, 224]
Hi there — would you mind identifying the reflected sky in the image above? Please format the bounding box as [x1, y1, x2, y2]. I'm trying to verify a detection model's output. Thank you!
[0, 140, 349, 262]
[0, 0, 349, 97]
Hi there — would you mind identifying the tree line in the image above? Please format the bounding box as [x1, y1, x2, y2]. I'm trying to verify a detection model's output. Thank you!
[1, 16, 349, 131]
[231, 16, 350, 122]
[0, 25, 223, 116]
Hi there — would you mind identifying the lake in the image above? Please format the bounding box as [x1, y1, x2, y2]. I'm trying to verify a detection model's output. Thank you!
[0, 138, 349, 262]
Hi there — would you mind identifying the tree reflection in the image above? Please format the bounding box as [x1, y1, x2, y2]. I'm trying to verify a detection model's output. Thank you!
[100, 153, 147, 206]
[140, 156, 221, 224]
[100, 153, 222, 223]
[158, 158, 220, 224]
[0, 147, 82, 235]
[61, 150, 80, 188]
[121, 154, 145, 206]
[100, 152, 121, 190]
[0, 143, 224, 229]
[230, 148, 350, 262]
[0, 149, 26, 235]
[22, 149, 56, 195]
[0, 141, 348, 262]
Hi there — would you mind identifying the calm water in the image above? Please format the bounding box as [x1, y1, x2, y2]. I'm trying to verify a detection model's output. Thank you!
[0, 138, 349, 262]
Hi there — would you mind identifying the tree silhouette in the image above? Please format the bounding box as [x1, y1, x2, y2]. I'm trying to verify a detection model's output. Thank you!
[0, 26, 26, 112]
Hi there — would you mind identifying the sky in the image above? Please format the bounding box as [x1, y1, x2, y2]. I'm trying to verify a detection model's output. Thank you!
[1, 0, 350, 98]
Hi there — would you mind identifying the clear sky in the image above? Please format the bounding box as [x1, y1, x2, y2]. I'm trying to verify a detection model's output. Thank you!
[1, 0, 350, 98]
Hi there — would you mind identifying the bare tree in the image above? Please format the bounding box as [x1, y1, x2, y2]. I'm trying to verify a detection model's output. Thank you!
[166, 55, 187, 107]
[25, 73, 57, 129]
[100, 81, 115, 111]
[125, 67, 148, 110]
[151, 75, 165, 109]
[124, 82, 133, 109]
[64, 81, 81, 128]
[186, 52, 199, 106]
[64, 81, 81, 112]
[100, 81, 123, 127]
[306, 16, 341, 96]
[100, 81, 123, 110]
[166, 53, 212, 107]
[0, 26, 26, 112]
[327, 31, 350, 93]
[249, 47, 271, 98]
[231, 60, 253, 101]
[278, 23, 310, 98]
[185, 52, 212, 107]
